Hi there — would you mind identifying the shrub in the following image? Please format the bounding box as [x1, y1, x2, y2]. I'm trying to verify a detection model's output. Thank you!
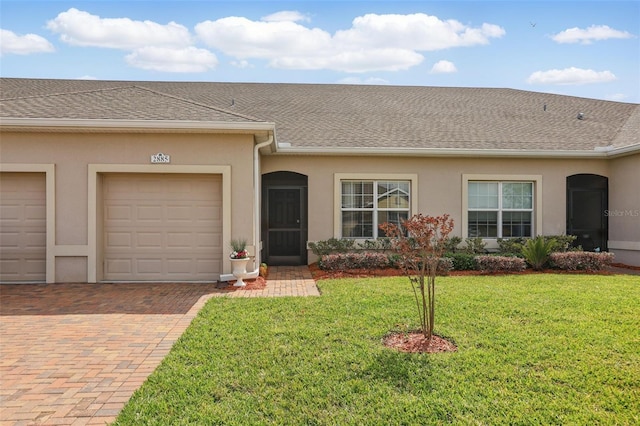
[356, 238, 392, 252]
[476, 255, 527, 273]
[549, 252, 614, 271]
[497, 237, 527, 256]
[497, 235, 578, 257]
[319, 252, 390, 271]
[521, 236, 555, 270]
[546, 235, 578, 253]
[444, 252, 477, 270]
[443, 236, 463, 253]
[436, 257, 454, 276]
[309, 238, 357, 256]
[463, 237, 486, 254]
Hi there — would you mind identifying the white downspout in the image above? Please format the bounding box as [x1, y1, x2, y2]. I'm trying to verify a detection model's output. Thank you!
[252, 134, 274, 267]
[220, 133, 273, 282]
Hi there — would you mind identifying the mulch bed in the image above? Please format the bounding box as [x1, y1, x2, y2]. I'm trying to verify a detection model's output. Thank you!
[213, 276, 267, 291]
[307, 262, 638, 281]
[611, 262, 640, 271]
[383, 332, 458, 353]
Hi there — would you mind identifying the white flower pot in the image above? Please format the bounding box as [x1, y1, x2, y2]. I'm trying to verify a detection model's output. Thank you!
[230, 258, 250, 286]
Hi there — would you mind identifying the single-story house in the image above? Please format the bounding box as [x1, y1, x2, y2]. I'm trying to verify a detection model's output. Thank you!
[1, 78, 638, 283]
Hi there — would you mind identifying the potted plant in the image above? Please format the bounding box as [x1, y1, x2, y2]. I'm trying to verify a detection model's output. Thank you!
[230, 239, 250, 286]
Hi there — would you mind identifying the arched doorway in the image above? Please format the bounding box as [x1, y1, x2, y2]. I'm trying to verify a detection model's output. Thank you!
[262, 171, 308, 265]
[566, 174, 608, 252]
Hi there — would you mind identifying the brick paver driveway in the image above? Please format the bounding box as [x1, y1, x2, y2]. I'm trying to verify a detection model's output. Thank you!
[0, 267, 318, 425]
[0, 282, 219, 425]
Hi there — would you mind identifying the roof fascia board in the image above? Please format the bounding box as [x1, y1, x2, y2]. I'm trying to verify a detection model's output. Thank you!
[274, 145, 640, 159]
[598, 144, 640, 158]
[0, 117, 276, 132]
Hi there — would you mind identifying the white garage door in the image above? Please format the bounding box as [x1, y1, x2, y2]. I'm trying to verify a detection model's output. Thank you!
[0, 172, 47, 282]
[103, 173, 222, 281]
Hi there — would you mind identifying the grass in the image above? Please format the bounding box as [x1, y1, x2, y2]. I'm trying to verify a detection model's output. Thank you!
[114, 274, 639, 425]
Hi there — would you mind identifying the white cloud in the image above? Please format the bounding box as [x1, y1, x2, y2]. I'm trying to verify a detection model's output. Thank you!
[527, 67, 617, 85]
[196, 12, 504, 73]
[335, 14, 505, 51]
[552, 25, 634, 44]
[125, 46, 217, 72]
[430, 60, 457, 74]
[0, 28, 54, 55]
[231, 59, 253, 69]
[261, 11, 310, 23]
[271, 48, 424, 73]
[77, 75, 98, 80]
[40, 9, 506, 75]
[47, 8, 191, 49]
[196, 17, 332, 58]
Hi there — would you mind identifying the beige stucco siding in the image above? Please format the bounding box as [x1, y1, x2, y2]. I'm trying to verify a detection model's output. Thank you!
[608, 153, 640, 265]
[263, 154, 610, 258]
[0, 131, 256, 282]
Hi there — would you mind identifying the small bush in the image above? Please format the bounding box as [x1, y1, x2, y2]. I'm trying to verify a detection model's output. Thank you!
[497, 235, 578, 256]
[444, 253, 477, 270]
[443, 236, 463, 253]
[521, 236, 555, 270]
[547, 235, 578, 253]
[476, 255, 526, 273]
[497, 237, 527, 256]
[309, 238, 357, 256]
[463, 237, 486, 254]
[436, 257, 454, 276]
[319, 252, 390, 271]
[549, 252, 614, 271]
[356, 238, 392, 252]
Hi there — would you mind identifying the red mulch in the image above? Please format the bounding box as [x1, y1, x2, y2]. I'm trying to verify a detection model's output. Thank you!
[383, 332, 457, 354]
[307, 262, 634, 281]
[214, 276, 268, 291]
[611, 262, 640, 271]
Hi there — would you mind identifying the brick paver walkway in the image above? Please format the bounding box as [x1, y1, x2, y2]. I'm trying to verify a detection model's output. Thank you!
[0, 266, 318, 425]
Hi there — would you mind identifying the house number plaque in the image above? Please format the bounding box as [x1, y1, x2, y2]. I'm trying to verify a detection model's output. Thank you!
[151, 152, 171, 163]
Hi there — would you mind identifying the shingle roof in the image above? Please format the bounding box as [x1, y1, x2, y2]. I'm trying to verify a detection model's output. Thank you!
[1, 78, 638, 153]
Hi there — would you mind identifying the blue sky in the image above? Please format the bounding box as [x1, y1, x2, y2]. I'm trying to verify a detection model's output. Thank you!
[1, 1, 638, 103]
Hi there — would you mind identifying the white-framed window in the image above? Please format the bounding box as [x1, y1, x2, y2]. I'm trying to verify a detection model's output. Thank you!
[463, 174, 542, 241]
[468, 181, 534, 238]
[340, 179, 411, 238]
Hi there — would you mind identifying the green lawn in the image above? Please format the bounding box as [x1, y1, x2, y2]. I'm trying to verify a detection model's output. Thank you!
[114, 274, 639, 425]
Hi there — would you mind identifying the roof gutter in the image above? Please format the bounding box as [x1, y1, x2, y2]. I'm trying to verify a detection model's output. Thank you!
[273, 145, 640, 159]
[0, 117, 276, 132]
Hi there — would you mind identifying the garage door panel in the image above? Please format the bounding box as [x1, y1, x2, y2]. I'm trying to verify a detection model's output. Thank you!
[167, 232, 193, 248]
[137, 258, 164, 274]
[196, 232, 219, 248]
[196, 259, 217, 274]
[0, 231, 19, 247]
[166, 259, 192, 274]
[0, 172, 46, 282]
[137, 232, 162, 247]
[106, 205, 132, 221]
[25, 205, 46, 221]
[103, 174, 222, 281]
[166, 205, 192, 221]
[105, 259, 132, 275]
[106, 232, 132, 248]
[25, 231, 46, 247]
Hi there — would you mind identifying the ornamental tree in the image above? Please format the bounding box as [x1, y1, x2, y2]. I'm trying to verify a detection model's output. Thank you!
[379, 213, 455, 341]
